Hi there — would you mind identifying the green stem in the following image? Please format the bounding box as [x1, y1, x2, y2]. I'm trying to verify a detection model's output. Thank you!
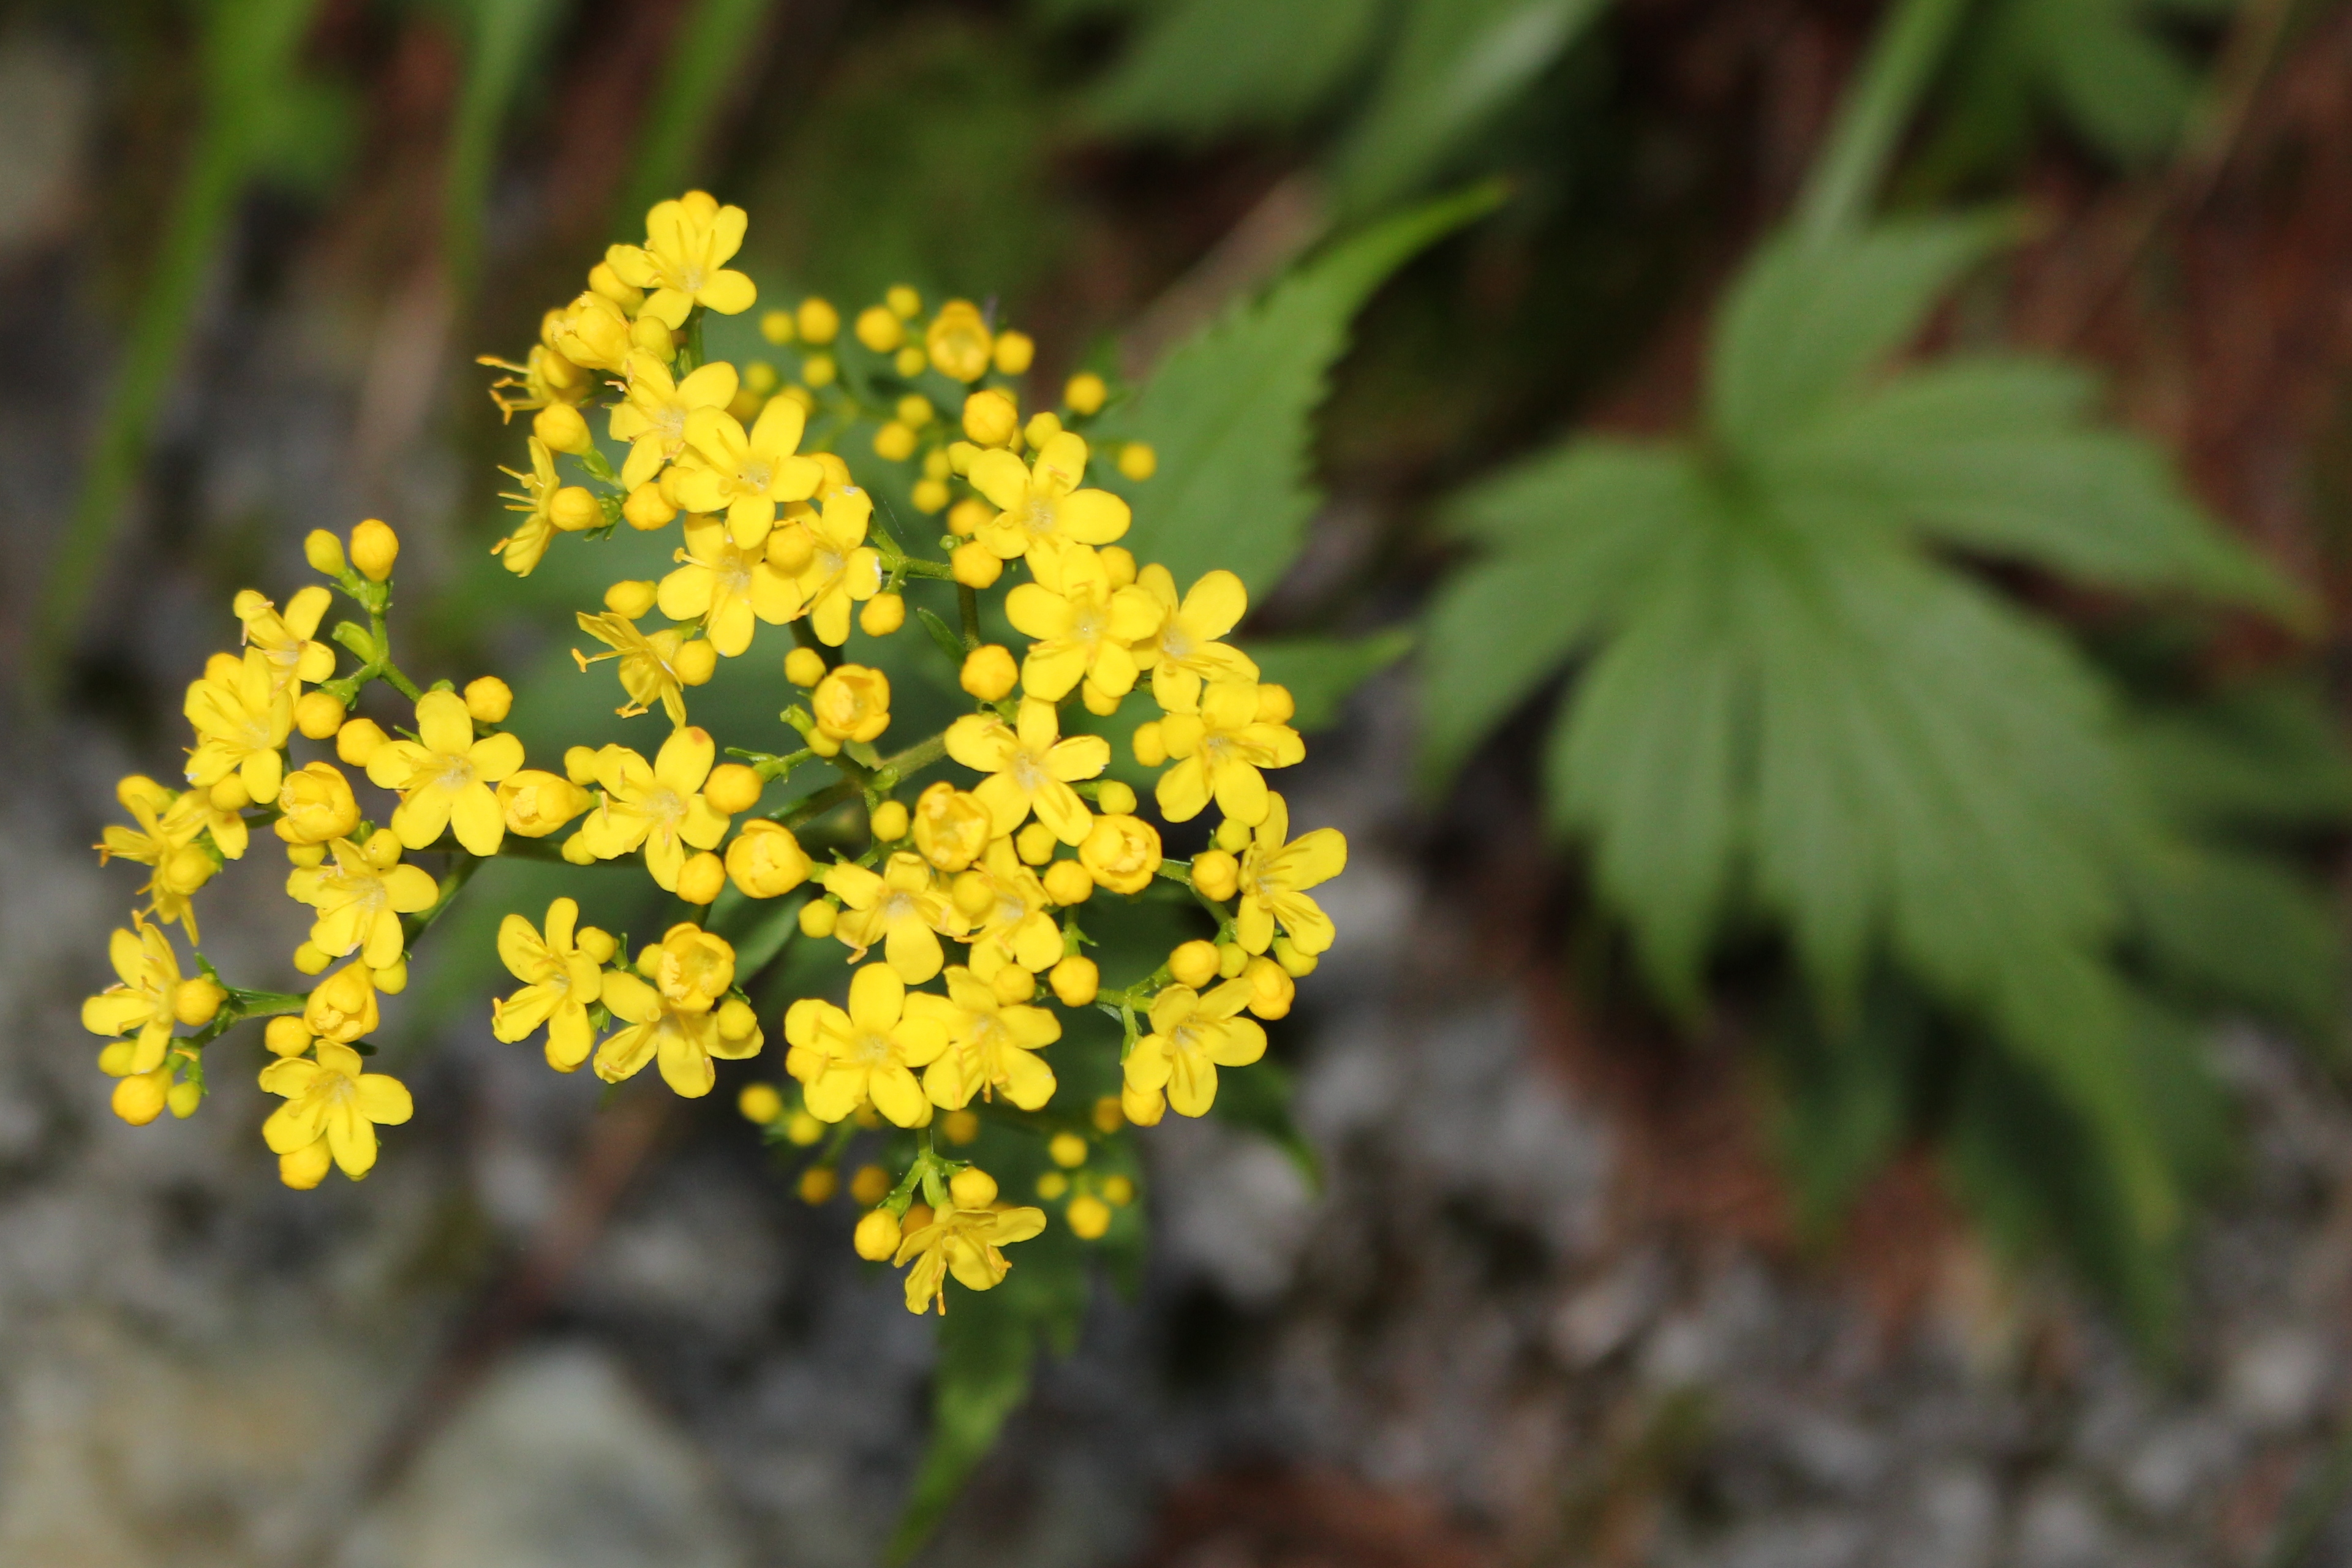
[958, 584, 982, 648]
[402, 851, 483, 944]
[1790, 0, 1973, 243]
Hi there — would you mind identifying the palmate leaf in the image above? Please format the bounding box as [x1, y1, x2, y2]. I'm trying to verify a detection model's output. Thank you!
[1426, 214, 2297, 1259]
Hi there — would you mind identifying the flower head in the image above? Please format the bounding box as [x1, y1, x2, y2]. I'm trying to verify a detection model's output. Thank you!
[795, 963, 954, 1126]
[572, 726, 733, 891]
[825, 851, 963, 983]
[949, 839, 1063, 981]
[656, 515, 804, 657]
[594, 927, 761, 1098]
[968, 432, 1130, 564]
[783, 488, 883, 646]
[893, 1168, 1047, 1314]
[97, 779, 231, 935]
[1005, 544, 1164, 702]
[233, 586, 336, 698]
[810, 664, 890, 750]
[674, 397, 824, 548]
[610, 351, 739, 489]
[924, 967, 1059, 1110]
[494, 437, 595, 576]
[275, 760, 361, 846]
[944, 698, 1109, 845]
[303, 959, 382, 1045]
[1153, 679, 1304, 826]
[911, 781, 991, 872]
[492, 897, 608, 1070]
[287, 834, 440, 968]
[605, 190, 757, 330]
[185, 649, 292, 802]
[81, 917, 184, 1077]
[497, 770, 592, 837]
[1079, 813, 1163, 895]
[364, 689, 526, 855]
[260, 1041, 413, 1184]
[1134, 565, 1258, 710]
[572, 612, 710, 725]
[1235, 793, 1346, 956]
[725, 820, 811, 897]
[1121, 979, 1267, 1118]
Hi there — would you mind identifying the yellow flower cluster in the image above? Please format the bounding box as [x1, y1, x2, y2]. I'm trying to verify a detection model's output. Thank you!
[81, 192, 1346, 1320]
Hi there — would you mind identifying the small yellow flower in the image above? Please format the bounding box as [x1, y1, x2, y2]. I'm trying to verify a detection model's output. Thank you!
[968, 432, 1131, 564]
[260, 1041, 413, 1182]
[494, 436, 597, 576]
[549, 290, 634, 371]
[572, 726, 733, 891]
[274, 760, 361, 846]
[1121, 980, 1267, 1117]
[1079, 812, 1163, 895]
[673, 397, 825, 548]
[784, 488, 884, 646]
[655, 515, 805, 657]
[479, 318, 592, 419]
[496, 769, 592, 837]
[1005, 544, 1164, 702]
[925, 300, 994, 383]
[81, 917, 184, 1077]
[605, 190, 758, 330]
[593, 926, 761, 1098]
[810, 663, 891, 750]
[184, 648, 292, 803]
[725, 819, 812, 897]
[1153, 679, 1304, 826]
[893, 1169, 1047, 1314]
[364, 690, 527, 855]
[911, 781, 992, 872]
[233, 586, 336, 698]
[797, 963, 954, 1126]
[1133, 565, 1258, 709]
[572, 612, 711, 725]
[1234, 793, 1346, 956]
[950, 839, 1064, 981]
[286, 834, 440, 969]
[609, 350, 739, 489]
[492, 896, 606, 1071]
[944, 698, 1109, 845]
[923, 967, 1059, 1111]
[304, 959, 383, 1044]
[824, 851, 964, 984]
[97, 779, 235, 933]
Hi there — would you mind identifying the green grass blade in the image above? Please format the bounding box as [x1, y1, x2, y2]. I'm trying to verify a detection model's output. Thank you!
[617, 0, 781, 231]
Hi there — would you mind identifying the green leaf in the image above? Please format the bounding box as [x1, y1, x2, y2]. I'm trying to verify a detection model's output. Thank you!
[1329, 0, 1606, 216]
[1707, 214, 2005, 456]
[442, 0, 571, 295]
[1419, 440, 1702, 788]
[916, 606, 970, 666]
[1766, 975, 1929, 1232]
[1248, 627, 1415, 732]
[1084, 0, 1384, 139]
[2125, 682, 2352, 831]
[1112, 184, 1502, 600]
[616, 0, 782, 230]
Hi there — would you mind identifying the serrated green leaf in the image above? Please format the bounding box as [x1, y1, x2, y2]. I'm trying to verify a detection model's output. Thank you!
[1330, 0, 1605, 216]
[1084, 0, 1383, 139]
[1932, 0, 2219, 175]
[2125, 684, 2352, 830]
[1708, 215, 2006, 456]
[1112, 184, 1502, 598]
[1248, 627, 1415, 732]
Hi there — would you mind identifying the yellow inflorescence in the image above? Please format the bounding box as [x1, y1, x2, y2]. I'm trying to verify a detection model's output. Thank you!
[79, 191, 1348, 1317]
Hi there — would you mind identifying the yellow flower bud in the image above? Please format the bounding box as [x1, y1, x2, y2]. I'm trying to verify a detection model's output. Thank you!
[564, 745, 601, 784]
[870, 799, 910, 842]
[703, 763, 763, 815]
[375, 959, 409, 995]
[1099, 546, 1137, 587]
[929, 300, 995, 382]
[1102, 1175, 1136, 1206]
[1015, 821, 1057, 865]
[1257, 683, 1295, 724]
[1049, 955, 1099, 1007]
[962, 388, 1019, 447]
[576, 925, 617, 963]
[943, 1109, 980, 1144]
[785, 1109, 823, 1145]
[1080, 680, 1121, 717]
[1273, 935, 1317, 978]
[1121, 1081, 1165, 1127]
[799, 899, 838, 938]
[801, 353, 837, 388]
[1190, 848, 1240, 902]
[162, 842, 217, 896]
[676, 851, 726, 905]
[743, 360, 780, 395]
[631, 314, 678, 359]
[674, 638, 718, 686]
[993, 330, 1035, 375]
[350, 518, 399, 581]
[859, 592, 906, 637]
[950, 541, 1002, 588]
[1118, 442, 1158, 481]
[276, 761, 360, 845]
[726, 820, 811, 898]
[533, 401, 594, 455]
[873, 420, 917, 462]
[167, 1080, 203, 1120]
[1079, 813, 1161, 895]
[294, 689, 346, 740]
[1038, 1171, 1069, 1199]
[1092, 1095, 1125, 1133]
[949, 1167, 999, 1208]
[853, 1208, 902, 1261]
[812, 664, 891, 744]
[951, 870, 995, 920]
[265, 1016, 312, 1057]
[279, 1141, 333, 1189]
[912, 782, 990, 872]
[303, 960, 379, 1044]
[1024, 410, 1062, 449]
[739, 1082, 784, 1125]
[1168, 940, 1219, 989]
[173, 977, 225, 1026]
[1043, 859, 1093, 905]
[947, 495, 990, 534]
[761, 308, 795, 344]
[464, 675, 513, 723]
[888, 284, 922, 318]
[112, 1067, 172, 1126]
[895, 345, 927, 377]
[1048, 1132, 1087, 1169]
[1213, 816, 1253, 853]
[912, 478, 950, 513]
[304, 529, 347, 576]
[587, 260, 643, 311]
[897, 394, 935, 427]
[785, 646, 828, 687]
[799, 1166, 839, 1204]
[796, 297, 840, 344]
[850, 1163, 892, 1206]
[286, 843, 326, 869]
[209, 774, 251, 812]
[991, 965, 1035, 1005]
[1243, 956, 1295, 1019]
[1068, 1194, 1111, 1239]
[1133, 720, 1167, 767]
[623, 482, 676, 530]
[960, 644, 1017, 699]
[1064, 372, 1107, 417]
[1095, 781, 1137, 815]
[1217, 941, 1248, 979]
[728, 388, 766, 424]
[855, 305, 903, 352]
[550, 486, 601, 531]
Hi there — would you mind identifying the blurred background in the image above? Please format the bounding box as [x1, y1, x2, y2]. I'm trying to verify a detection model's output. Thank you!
[11, 0, 2352, 1564]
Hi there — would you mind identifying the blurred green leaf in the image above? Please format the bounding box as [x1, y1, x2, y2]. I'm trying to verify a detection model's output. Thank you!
[1114, 184, 1501, 600]
[1331, 0, 1605, 216]
[442, 0, 570, 295]
[1249, 627, 1415, 731]
[1084, 0, 1383, 139]
[1766, 976, 1929, 1234]
[616, 0, 782, 230]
